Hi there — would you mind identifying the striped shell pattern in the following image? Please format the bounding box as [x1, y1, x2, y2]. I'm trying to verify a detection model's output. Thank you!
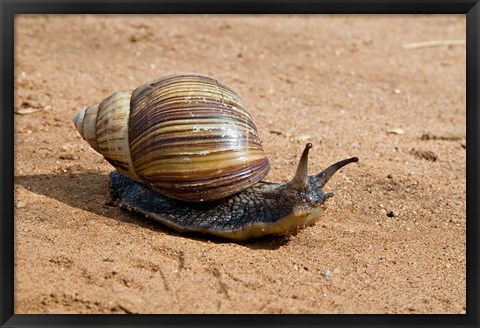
[73, 73, 270, 202]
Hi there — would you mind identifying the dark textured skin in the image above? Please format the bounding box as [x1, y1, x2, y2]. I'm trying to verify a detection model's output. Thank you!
[107, 151, 358, 240]
[108, 170, 329, 234]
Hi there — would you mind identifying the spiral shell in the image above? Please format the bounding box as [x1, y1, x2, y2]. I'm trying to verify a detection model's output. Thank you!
[73, 73, 270, 202]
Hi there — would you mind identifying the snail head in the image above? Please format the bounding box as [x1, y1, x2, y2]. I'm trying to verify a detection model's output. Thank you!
[286, 143, 358, 214]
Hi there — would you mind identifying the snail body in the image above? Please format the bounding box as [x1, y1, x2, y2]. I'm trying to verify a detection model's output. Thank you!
[73, 73, 358, 240]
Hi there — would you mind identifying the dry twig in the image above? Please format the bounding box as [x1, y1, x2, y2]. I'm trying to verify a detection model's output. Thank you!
[403, 40, 465, 50]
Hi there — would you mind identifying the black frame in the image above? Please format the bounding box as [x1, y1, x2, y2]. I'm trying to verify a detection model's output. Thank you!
[1, 1, 478, 327]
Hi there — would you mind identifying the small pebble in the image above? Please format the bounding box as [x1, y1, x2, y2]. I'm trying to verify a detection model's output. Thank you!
[322, 269, 332, 277]
[15, 107, 42, 115]
[333, 267, 340, 274]
[388, 127, 404, 135]
[394, 88, 402, 94]
[387, 210, 398, 218]
[16, 201, 27, 208]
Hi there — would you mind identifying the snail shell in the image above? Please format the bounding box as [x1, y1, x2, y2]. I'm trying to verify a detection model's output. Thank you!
[73, 73, 270, 202]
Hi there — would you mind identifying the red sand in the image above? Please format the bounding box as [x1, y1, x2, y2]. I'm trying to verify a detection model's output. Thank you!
[14, 14, 465, 313]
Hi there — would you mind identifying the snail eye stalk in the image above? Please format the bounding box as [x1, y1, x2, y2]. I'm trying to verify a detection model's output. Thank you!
[291, 143, 313, 191]
[315, 157, 359, 188]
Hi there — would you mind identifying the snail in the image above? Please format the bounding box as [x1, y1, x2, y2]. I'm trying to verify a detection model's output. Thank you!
[73, 73, 358, 240]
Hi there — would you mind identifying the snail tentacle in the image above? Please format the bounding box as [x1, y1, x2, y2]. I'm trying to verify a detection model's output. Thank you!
[314, 157, 359, 188]
[290, 143, 312, 191]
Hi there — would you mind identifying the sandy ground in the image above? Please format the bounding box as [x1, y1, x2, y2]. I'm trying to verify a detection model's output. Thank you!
[13, 14, 466, 314]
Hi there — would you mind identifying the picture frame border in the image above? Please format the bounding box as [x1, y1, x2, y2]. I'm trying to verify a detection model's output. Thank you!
[1, 1, 478, 327]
